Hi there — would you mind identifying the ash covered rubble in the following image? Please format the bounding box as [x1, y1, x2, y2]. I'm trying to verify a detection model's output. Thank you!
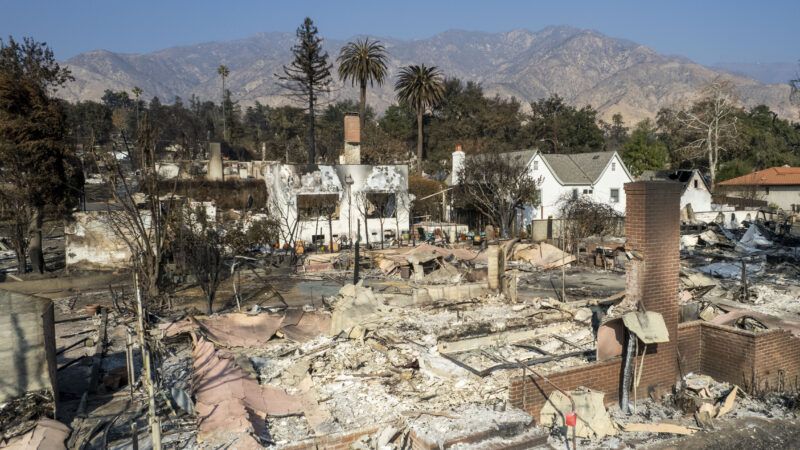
[7, 183, 800, 450]
[677, 213, 800, 332]
[155, 246, 601, 449]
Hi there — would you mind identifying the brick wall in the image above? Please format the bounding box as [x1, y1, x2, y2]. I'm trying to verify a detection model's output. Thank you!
[676, 320, 800, 393]
[677, 321, 702, 375]
[754, 329, 800, 391]
[509, 358, 623, 419]
[699, 321, 757, 386]
[510, 181, 683, 419]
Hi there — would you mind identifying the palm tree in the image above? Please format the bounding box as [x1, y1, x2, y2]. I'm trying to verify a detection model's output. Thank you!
[132, 86, 142, 123]
[394, 64, 445, 173]
[337, 38, 388, 140]
[217, 64, 230, 140]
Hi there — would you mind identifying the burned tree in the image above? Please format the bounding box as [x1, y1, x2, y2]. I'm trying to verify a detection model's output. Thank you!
[0, 37, 80, 273]
[675, 78, 740, 187]
[456, 152, 540, 238]
[276, 17, 333, 170]
[558, 195, 623, 254]
[91, 112, 173, 302]
[178, 205, 225, 315]
[297, 193, 339, 251]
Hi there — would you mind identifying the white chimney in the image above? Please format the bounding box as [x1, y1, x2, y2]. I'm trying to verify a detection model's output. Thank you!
[451, 144, 465, 184]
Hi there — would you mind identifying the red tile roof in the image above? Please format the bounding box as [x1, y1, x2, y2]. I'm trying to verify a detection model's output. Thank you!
[718, 166, 800, 186]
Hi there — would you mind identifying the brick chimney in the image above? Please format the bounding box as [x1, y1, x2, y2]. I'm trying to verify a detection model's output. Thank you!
[624, 180, 683, 391]
[340, 113, 361, 164]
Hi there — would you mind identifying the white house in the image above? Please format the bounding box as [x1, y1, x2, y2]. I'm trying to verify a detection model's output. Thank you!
[263, 114, 412, 248]
[453, 149, 633, 221]
[263, 163, 412, 247]
[640, 169, 713, 212]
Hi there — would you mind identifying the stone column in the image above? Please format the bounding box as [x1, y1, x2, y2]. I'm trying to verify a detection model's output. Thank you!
[206, 142, 223, 181]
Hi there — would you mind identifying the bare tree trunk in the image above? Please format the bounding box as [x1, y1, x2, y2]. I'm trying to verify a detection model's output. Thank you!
[307, 93, 316, 171]
[416, 111, 424, 174]
[707, 128, 715, 190]
[359, 82, 367, 142]
[28, 206, 44, 274]
[206, 292, 214, 315]
[221, 77, 226, 141]
[15, 249, 26, 274]
[363, 214, 370, 248]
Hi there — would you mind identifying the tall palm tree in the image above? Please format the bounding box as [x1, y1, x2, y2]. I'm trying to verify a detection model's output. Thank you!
[394, 64, 445, 173]
[217, 64, 230, 140]
[337, 38, 388, 140]
[132, 86, 143, 124]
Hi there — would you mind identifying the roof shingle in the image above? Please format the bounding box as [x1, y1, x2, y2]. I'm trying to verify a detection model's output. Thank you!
[541, 151, 616, 185]
[718, 167, 800, 186]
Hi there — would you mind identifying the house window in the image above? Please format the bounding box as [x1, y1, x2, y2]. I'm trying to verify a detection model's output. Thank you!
[572, 188, 579, 199]
[694, 180, 698, 188]
[297, 194, 340, 220]
[533, 160, 539, 170]
[611, 162, 616, 172]
[610, 188, 620, 203]
[765, 186, 770, 195]
[364, 193, 397, 218]
[583, 189, 593, 195]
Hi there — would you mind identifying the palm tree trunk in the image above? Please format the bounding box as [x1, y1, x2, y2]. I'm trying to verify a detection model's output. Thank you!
[416, 110, 424, 174]
[221, 77, 227, 142]
[359, 82, 367, 142]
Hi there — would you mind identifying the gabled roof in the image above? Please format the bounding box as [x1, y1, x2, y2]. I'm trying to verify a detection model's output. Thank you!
[718, 166, 800, 186]
[462, 149, 628, 186]
[640, 169, 710, 193]
[540, 151, 621, 185]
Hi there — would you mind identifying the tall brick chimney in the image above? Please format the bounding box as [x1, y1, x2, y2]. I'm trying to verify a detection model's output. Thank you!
[624, 181, 683, 391]
[340, 113, 361, 164]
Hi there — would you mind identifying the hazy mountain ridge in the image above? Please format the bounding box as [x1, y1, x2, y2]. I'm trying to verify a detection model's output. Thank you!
[712, 61, 798, 85]
[59, 26, 799, 123]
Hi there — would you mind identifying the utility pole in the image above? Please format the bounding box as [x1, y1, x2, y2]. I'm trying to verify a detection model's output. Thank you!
[354, 220, 361, 285]
[134, 271, 162, 450]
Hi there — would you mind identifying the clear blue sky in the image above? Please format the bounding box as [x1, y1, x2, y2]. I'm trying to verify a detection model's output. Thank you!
[2, 0, 798, 64]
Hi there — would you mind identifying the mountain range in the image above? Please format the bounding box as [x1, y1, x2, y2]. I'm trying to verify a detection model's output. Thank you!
[59, 26, 800, 124]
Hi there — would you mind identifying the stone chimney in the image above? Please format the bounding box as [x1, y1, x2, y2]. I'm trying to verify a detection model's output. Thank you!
[340, 113, 361, 164]
[206, 142, 223, 181]
[451, 144, 465, 184]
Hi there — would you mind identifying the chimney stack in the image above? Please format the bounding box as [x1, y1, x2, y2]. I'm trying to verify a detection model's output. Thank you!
[206, 142, 223, 181]
[451, 144, 466, 184]
[340, 113, 361, 164]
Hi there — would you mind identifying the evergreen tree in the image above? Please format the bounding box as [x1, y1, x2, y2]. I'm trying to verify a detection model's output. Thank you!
[276, 17, 333, 170]
[0, 36, 78, 273]
[621, 119, 668, 176]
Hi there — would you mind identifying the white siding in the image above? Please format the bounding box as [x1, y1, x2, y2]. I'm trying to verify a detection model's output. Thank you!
[680, 171, 713, 212]
[526, 152, 632, 219]
[590, 153, 631, 215]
